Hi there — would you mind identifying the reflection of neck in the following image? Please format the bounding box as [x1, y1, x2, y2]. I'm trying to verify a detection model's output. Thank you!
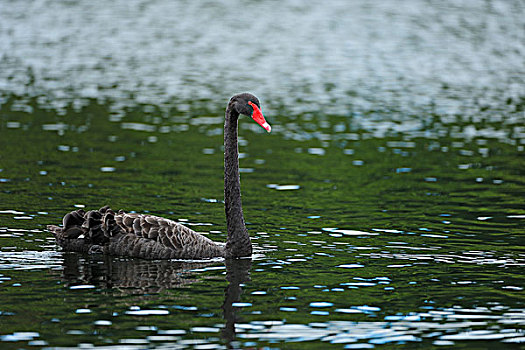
[224, 107, 252, 258]
[221, 259, 252, 344]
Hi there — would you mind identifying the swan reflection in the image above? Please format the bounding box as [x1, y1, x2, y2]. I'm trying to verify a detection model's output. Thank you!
[58, 253, 252, 345]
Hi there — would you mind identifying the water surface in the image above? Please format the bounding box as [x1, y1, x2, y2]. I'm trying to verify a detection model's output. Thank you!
[0, 0, 524, 348]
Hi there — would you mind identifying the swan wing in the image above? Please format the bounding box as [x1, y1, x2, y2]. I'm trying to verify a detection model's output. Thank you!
[115, 212, 223, 254]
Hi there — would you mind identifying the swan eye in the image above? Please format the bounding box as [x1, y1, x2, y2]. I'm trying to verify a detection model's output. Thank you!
[248, 101, 271, 133]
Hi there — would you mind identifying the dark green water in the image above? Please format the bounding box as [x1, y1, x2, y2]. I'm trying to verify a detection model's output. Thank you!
[0, 96, 524, 349]
[1, 0, 525, 348]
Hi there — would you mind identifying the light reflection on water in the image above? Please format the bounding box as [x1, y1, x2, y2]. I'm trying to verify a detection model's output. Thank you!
[1, 0, 524, 118]
[1, 251, 522, 348]
[0, 250, 62, 271]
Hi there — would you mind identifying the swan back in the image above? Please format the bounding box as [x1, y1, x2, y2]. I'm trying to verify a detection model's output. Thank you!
[48, 206, 225, 259]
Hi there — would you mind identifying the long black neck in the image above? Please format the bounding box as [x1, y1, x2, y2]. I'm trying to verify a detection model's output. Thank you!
[224, 105, 252, 258]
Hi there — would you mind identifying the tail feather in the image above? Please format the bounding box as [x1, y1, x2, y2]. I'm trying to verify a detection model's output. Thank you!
[47, 224, 63, 238]
[48, 206, 124, 253]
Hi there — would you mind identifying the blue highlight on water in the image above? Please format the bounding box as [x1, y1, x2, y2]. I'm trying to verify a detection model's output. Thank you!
[309, 302, 334, 308]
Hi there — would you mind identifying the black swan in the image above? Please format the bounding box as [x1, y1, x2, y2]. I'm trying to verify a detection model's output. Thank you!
[47, 93, 271, 259]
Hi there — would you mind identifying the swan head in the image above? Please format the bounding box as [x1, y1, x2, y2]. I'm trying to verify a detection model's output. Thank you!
[230, 93, 271, 133]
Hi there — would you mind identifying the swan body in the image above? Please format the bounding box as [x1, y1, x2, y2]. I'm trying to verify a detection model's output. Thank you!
[47, 93, 270, 259]
[48, 207, 224, 259]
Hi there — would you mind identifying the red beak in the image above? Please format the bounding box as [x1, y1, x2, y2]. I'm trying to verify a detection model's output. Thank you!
[248, 101, 271, 133]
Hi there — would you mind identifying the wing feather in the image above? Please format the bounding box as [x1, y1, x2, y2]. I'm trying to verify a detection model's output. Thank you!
[112, 211, 224, 258]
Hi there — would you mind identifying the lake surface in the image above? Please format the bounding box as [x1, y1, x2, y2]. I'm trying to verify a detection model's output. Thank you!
[0, 0, 524, 348]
